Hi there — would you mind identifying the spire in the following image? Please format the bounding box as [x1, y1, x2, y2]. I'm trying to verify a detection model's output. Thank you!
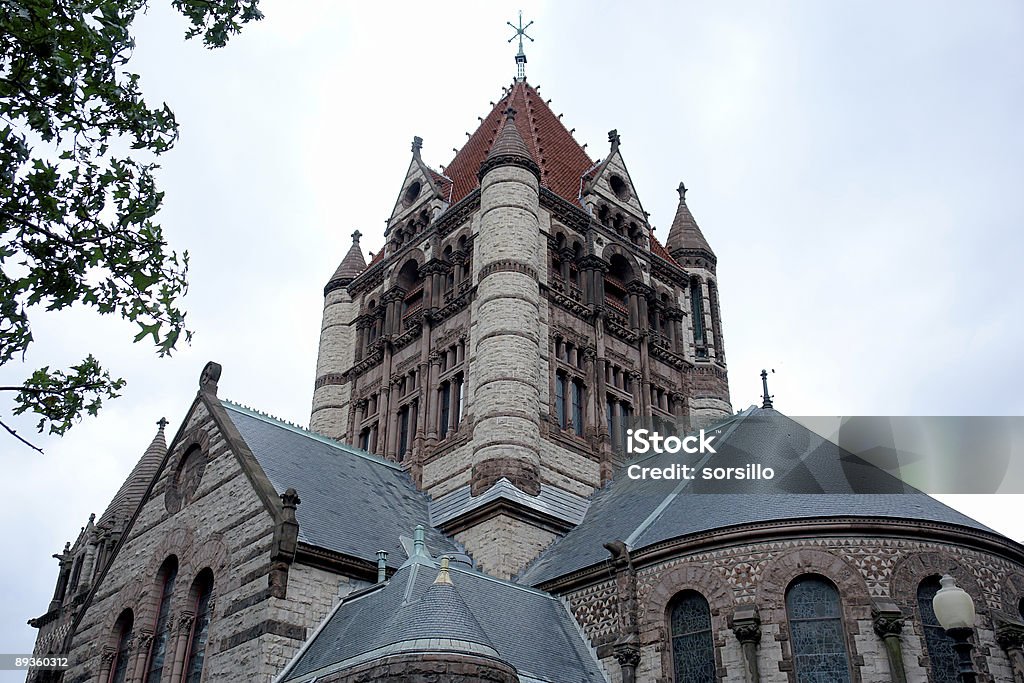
[97, 418, 168, 529]
[507, 11, 534, 80]
[761, 369, 774, 409]
[666, 182, 715, 260]
[478, 107, 540, 180]
[325, 230, 366, 294]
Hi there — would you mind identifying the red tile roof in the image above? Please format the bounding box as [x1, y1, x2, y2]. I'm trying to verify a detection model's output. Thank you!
[442, 81, 595, 205]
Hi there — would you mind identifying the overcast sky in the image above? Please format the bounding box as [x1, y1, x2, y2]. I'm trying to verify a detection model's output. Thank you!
[2, 0, 1023, 670]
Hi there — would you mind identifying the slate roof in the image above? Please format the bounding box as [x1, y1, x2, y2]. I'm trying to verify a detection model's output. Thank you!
[279, 558, 607, 683]
[442, 80, 594, 205]
[98, 422, 167, 530]
[221, 401, 460, 568]
[519, 408, 998, 586]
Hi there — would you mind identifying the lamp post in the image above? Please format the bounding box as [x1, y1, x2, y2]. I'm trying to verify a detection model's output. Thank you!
[932, 574, 978, 683]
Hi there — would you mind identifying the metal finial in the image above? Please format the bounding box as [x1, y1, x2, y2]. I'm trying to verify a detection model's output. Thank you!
[351, 230, 362, 245]
[507, 11, 534, 80]
[434, 556, 452, 585]
[761, 369, 774, 409]
[157, 417, 168, 430]
[677, 182, 688, 201]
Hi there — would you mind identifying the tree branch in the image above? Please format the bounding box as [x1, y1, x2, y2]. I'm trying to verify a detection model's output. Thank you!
[0, 417, 44, 453]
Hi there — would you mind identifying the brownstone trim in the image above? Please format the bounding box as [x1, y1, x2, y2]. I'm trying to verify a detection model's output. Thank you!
[478, 259, 538, 282]
[641, 564, 733, 681]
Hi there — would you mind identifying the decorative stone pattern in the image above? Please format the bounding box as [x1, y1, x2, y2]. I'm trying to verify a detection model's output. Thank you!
[561, 532, 1024, 683]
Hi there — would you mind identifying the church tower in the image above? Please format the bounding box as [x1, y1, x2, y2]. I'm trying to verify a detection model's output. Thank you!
[308, 72, 733, 577]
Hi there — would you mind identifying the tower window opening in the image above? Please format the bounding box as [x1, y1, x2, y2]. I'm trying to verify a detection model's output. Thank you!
[571, 379, 585, 436]
[439, 382, 451, 439]
[555, 372, 567, 430]
[397, 406, 410, 461]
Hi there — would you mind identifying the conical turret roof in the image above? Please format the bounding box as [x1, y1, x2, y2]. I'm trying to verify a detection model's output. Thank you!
[325, 231, 366, 293]
[478, 108, 539, 180]
[386, 564, 495, 650]
[666, 183, 714, 259]
[97, 419, 168, 530]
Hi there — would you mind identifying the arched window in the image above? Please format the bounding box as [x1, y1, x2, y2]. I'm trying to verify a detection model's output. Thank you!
[184, 569, 214, 683]
[145, 556, 178, 683]
[397, 405, 410, 461]
[785, 575, 851, 683]
[689, 278, 705, 353]
[109, 609, 133, 683]
[917, 575, 960, 683]
[669, 590, 715, 682]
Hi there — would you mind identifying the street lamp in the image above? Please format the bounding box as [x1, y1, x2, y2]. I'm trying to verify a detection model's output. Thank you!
[932, 574, 978, 683]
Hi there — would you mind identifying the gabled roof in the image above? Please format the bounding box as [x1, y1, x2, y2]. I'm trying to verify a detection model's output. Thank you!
[221, 401, 460, 568]
[442, 80, 594, 205]
[279, 558, 607, 683]
[97, 421, 167, 530]
[518, 408, 1001, 586]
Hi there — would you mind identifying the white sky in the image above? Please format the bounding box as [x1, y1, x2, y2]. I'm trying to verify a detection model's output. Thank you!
[2, 0, 1023, 670]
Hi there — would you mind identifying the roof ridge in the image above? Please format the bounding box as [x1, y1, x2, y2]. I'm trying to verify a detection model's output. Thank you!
[220, 399, 403, 471]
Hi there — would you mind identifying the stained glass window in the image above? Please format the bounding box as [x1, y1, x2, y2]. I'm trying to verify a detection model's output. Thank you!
[785, 576, 851, 683]
[145, 557, 178, 683]
[669, 590, 715, 682]
[186, 570, 214, 683]
[110, 610, 133, 683]
[917, 576, 960, 683]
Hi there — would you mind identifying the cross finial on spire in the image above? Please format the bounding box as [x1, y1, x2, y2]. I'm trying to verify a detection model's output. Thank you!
[504, 106, 517, 122]
[157, 417, 168, 430]
[507, 11, 534, 80]
[351, 229, 362, 245]
[677, 182, 688, 201]
[761, 369, 774, 409]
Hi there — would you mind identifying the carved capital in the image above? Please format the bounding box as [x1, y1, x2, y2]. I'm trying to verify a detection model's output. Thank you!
[177, 612, 195, 634]
[100, 649, 116, 666]
[997, 622, 1024, 651]
[730, 604, 762, 645]
[612, 643, 641, 668]
[872, 602, 905, 639]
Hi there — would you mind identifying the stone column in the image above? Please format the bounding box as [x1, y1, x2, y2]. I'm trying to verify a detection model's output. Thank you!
[129, 631, 153, 683]
[99, 649, 115, 683]
[605, 541, 640, 683]
[996, 621, 1024, 683]
[872, 601, 907, 683]
[730, 604, 762, 683]
[169, 611, 195, 683]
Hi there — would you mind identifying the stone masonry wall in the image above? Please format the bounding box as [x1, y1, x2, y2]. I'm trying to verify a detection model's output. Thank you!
[453, 513, 558, 581]
[63, 399, 356, 683]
